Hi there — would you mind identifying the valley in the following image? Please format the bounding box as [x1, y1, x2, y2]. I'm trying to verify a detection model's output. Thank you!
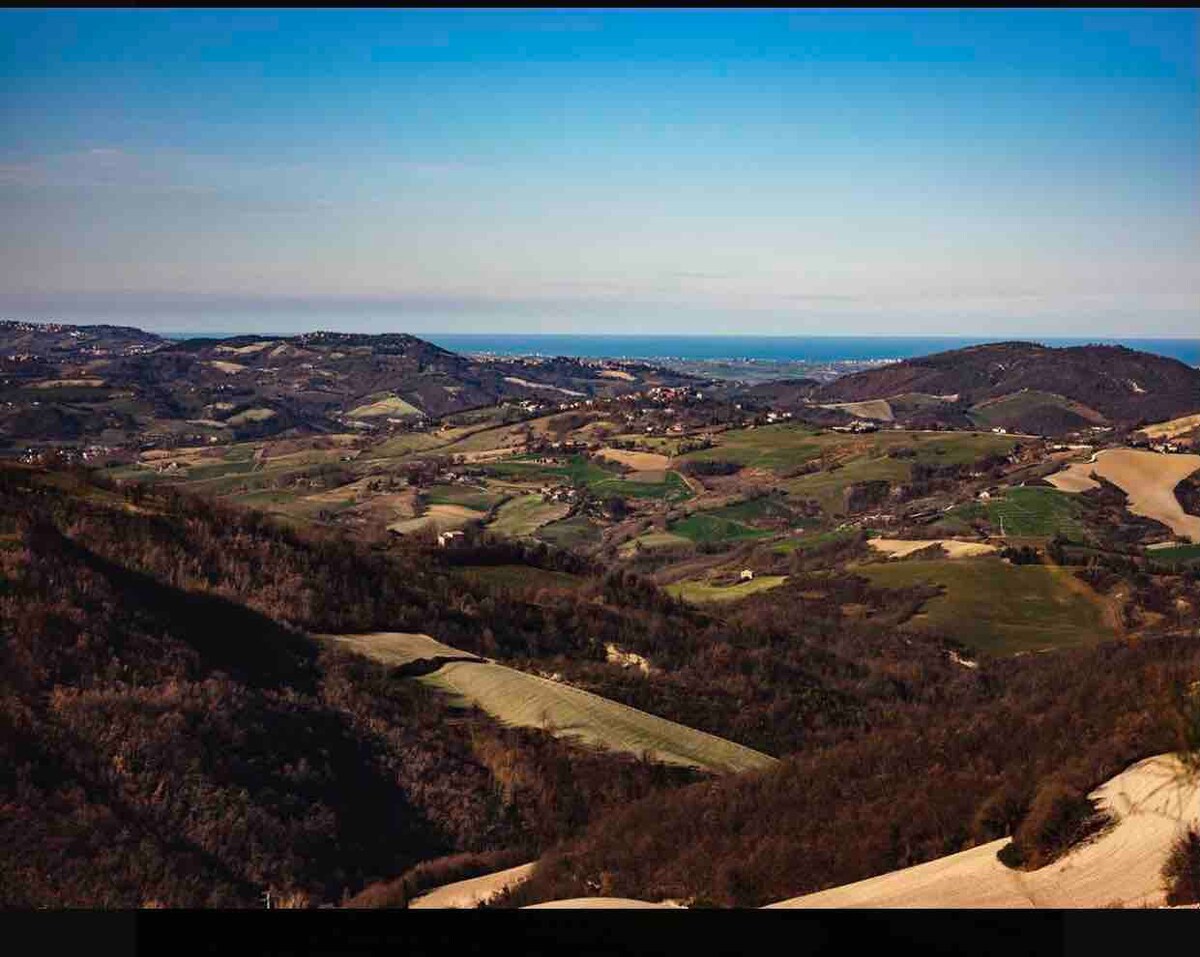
[3, 325, 1200, 910]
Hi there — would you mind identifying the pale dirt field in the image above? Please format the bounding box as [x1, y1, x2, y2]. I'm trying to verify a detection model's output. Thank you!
[598, 369, 636, 381]
[410, 863, 537, 909]
[869, 539, 998, 559]
[503, 376, 585, 396]
[30, 378, 108, 388]
[1140, 413, 1200, 440]
[214, 341, 276, 355]
[206, 360, 246, 374]
[386, 503, 484, 535]
[524, 898, 682, 909]
[818, 399, 895, 422]
[320, 632, 480, 668]
[1045, 469, 1102, 493]
[1047, 448, 1200, 541]
[766, 753, 1199, 909]
[597, 447, 672, 471]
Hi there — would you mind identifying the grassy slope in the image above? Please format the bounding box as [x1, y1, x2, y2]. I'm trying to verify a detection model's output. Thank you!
[857, 558, 1113, 656]
[422, 661, 776, 775]
[953, 486, 1090, 539]
[664, 576, 789, 605]
[488, 495, 571, 537]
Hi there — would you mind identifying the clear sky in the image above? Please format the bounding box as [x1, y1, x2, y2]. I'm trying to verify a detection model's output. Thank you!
[1, 9, 1197, 336]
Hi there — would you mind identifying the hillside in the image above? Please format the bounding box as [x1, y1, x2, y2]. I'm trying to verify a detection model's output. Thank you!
[817, 342, 1200, 435]
[0, 321, 699, 450]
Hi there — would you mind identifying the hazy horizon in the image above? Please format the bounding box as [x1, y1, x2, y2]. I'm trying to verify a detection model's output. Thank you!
[3, 10, 1197, 336]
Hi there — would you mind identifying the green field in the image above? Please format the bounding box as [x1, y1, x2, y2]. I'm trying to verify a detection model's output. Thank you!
[771, 529, 857, 554]
[535, 514, 605, 549]
[456, 564, 585, 592]
[967, 390, 1102, 429]
[1146, 543, 1200, 566]
[619, 531, 693, 556]
[678, 426, 1017, 482]
[952, 486, 1089, 540]
[590, 470, 693, 502]
[483, 454, 616, 486]
[675, 423, 825, 472]
[670, 511, 773, 544]
[780, 432, 1021, 516]
[665, 575, 789, 604]
[487, 494, 571, 537]
[857, 558, 1114, 655]
[425, 483, 506, 511]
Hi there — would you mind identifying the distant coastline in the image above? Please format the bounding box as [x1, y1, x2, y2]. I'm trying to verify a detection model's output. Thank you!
[158, 332, 1200, 368]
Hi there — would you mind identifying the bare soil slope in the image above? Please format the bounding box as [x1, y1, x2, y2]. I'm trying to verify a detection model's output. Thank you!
[766, 754, 1199, 908]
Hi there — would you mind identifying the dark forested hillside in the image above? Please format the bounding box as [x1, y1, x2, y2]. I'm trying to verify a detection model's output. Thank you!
[0, 321, 700, 451]
[4, 463, 1198, 908]
[0, 465, 700, 907]
[818, 342, 1200, 432]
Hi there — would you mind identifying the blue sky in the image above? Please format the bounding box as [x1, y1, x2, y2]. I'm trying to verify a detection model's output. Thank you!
[1, 9, 1197, 335]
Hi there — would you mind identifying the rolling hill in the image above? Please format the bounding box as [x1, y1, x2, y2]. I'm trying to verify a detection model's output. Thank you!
[817, 342, 1200, 435]
[0, 321, 700, 450]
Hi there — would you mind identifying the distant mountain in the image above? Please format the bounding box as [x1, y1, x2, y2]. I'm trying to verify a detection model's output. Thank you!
[816, 342, 1200, 435]
[0, 322, 699, 448]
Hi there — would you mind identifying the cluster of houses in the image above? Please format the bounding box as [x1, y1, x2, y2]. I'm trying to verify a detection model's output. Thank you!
[830, 420, 880, 434]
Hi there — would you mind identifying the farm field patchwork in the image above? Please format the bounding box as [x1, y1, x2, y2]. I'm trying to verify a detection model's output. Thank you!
[858, 558, 1114, 655]
[1048, 448, 1200, 542]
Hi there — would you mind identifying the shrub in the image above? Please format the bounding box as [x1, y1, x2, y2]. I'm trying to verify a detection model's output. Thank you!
[1007, 778, 1109, 870]
[1162, 828, 1200, 905]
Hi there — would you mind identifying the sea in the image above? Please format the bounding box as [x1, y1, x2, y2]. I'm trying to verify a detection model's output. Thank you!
[162, 333, 1200, 367]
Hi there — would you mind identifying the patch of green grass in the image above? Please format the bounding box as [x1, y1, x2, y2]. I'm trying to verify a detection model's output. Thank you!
[785, 456, 910, 515]
[589, 470, 693, 502]
[487, 494, 571, 538]
[675, 423, 825, 472]
[771, 529, 856, 554]
[967, 391, 1102, 429]
[1147, 543, 1200, 566]
[535, 515, 605, 549]
[484, 454, 617, 485]
[619, 531, 694, 556]
[953, 487, 1089, 540]
[857, 558, 1113, 656]
[425, 483, 505, 511]
[665, 575, 789, 604]
[670, 512, 772, 543]
[457, 564, 584, 592]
